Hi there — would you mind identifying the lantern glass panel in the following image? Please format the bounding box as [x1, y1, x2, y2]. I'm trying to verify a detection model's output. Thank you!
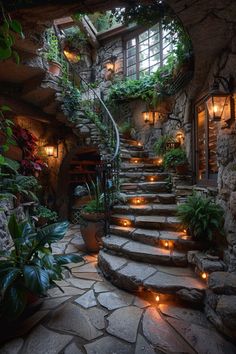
[206, 95, 229, 121]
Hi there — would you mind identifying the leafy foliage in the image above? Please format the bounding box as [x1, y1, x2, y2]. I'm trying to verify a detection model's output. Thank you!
[34, 205, 58, 223]
[177, 193, 225, 242]
[43, 28, 60, 63]
[0, 5, 24, 63]
[0, 215, 82, 319]
[163, 148, 187, 170]
[1, 174, 40, 202]
[153, 135, 176, 156]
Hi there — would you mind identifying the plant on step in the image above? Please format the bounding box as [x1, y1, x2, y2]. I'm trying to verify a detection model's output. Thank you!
[153, 135, 176, 157]
[34, 205, 58, 225]
[43, 28, 60, 64]
[82, 178, 105, 215]
[163, 148, 188, 170]
[118, 121, 136, 138]
[0, 215, 82, 320]
[177, 192, 224, 243]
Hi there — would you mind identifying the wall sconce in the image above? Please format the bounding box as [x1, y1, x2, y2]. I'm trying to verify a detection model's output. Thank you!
[206, 76, 235, 122]
[105, 55, 117, 73]
[142, 110, 159, 125]
[175, 131, 185, 145]
[45, 145, 58, 158]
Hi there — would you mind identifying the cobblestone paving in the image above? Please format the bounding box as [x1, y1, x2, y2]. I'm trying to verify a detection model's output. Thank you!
[0, 225, 235, 354]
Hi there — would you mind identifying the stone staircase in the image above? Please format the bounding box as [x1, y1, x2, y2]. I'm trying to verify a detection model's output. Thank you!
[98, 137, 207, 305]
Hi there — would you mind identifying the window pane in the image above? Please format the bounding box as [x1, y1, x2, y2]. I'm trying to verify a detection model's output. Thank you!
[150, 53, 160, 66]
[140, 59, 149, 70]
[127, 38, 136, 49]
[150, 63, 160, 73]
[127, 56, 136, 67]
[149, 24, 159, 36]
[150, 44, 160, 56]
[139, 49, 149, 61]
[127, 65, 136, 77]
[139, 30, 148, 42]
[149, 33, 160, 45]
[139, 39, 149, 52]
[163, 35, 171, 47]
[127, 47, 136, 58]
[163, 44, 172, 57]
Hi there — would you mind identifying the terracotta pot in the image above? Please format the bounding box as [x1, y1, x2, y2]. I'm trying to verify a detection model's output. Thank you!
[48, 61, 61, 76]
[80, 212, 105, 253]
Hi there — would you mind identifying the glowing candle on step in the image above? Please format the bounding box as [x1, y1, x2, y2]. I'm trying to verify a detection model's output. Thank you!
[201, 272, 207, 280]
[155, 295, 160, 302]
[134, 159, 138, 164]
[164, 241, 169, 248]
[150, 177, 154, 182]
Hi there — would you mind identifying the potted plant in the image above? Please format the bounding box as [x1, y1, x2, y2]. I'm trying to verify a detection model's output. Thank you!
[79, 179, 106, 253]
[43, 30, 61, 76]
[34, 205, 58, 227]
[177, 192, 224, 246]
[0, 215, 82, 321]
[163, 147, 188, 174]
[153, 135, 177, 157]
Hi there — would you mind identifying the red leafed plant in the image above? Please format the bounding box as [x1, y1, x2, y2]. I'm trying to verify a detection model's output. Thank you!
[13, 125, 47, 175]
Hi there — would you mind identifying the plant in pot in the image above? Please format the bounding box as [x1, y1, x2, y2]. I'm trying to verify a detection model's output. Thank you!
[34, 205, 58, 227]
[118, 121, 136, 139]
[0, 215, 82, 321]
[177, 192, 225, 249]
[79, 179, 106, 253]
[43, 29, 61, 76]
[163, 147, 188, 174]
[153, 135, 176, 157]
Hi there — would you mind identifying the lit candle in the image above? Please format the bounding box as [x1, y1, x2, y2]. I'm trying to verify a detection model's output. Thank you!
[164, 241, 169, 248]
[201, 272, 207, 280]
[150, 177, 155, 182]
[123, 220, 129, 227]
[134, 159, 138, 164]
[155, 295, 160, 302]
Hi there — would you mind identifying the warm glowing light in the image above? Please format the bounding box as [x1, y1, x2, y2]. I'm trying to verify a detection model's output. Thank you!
[164, 241, 169, 248]
[138, 142, 142, 146]
[201, 272, 207, 280]
[123, 220, 130, 227]
[155, 295, 160, 302]
[158, 158, 163, 165]
[183, 229, 187, 234]
[133, 198, 141, 205]
[134, 159, 138, 164]
[150, 177, 155, 182]
[64, 50, 80, 63]
[45, 145, 54, 157]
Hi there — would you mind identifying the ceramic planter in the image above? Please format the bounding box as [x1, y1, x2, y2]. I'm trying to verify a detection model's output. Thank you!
[80, 212, 105, 253]
[48, 61, 61, 76]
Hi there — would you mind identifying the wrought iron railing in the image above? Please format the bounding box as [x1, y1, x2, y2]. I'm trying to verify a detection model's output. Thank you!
[53, 25, 120, 234]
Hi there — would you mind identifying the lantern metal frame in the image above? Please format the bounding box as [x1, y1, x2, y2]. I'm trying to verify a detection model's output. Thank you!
[207, 76, 235, 122]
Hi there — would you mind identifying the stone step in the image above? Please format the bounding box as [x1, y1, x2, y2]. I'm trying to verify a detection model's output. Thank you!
[120, 138, 142, 146]
[121, 181, 169, 193]
[109, 226, 203, 251]
[120, 163, 162, 172]
[113, 204, 177, 216]
[188, 251, 227, 276]
[119, 171, 169, 182]
[102, 235, 188, 266]
[98, 250, 206, 304]
[124, 193, 176, 204]
[111, 214, 181, 231]
[120, 149, 148, 158]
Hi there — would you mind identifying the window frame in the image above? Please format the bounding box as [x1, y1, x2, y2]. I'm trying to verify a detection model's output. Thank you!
[194, 97, 219, 187]
[123, 23, 173, 79]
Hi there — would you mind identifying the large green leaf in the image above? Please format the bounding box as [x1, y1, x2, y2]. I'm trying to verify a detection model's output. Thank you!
[54, 254, 83, 265]
[8, 214, 21, 240]
[23, 265, 49, 294]
[0, 267, 21, 295]
[36, 221, 69, 246]
[2, 285, 27, 319]
[9, 20, 23, 35]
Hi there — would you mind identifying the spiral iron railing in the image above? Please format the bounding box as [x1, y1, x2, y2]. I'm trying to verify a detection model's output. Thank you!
[53, 25, 120, 235]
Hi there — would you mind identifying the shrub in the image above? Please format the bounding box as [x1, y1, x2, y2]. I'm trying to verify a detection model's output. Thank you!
[177, 193, 224, 242]
[163, 148, 187, 170]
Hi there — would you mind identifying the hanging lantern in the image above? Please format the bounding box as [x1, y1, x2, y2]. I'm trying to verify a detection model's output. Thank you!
[206, 78, 235, 122]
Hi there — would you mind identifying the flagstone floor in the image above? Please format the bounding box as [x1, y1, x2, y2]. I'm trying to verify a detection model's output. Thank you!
[0, 224, 235, 354]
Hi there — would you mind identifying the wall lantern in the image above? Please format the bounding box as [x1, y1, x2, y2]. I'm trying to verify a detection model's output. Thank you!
[63, 49, 80, 63]
[45, 145, 58, 158]
[206, 76, 235, 122]
[106, 55, 117, 73]
[142, 110, 159, 125]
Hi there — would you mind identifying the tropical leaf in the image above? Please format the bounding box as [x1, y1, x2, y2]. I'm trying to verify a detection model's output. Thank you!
[36, 221, 69, 245]
[2, 285, 27, 319]
[8, 214, 21, 240]
[0, 267, 21, 296]
[23, 265, 50, 294]
[54, 254, 83, 265]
